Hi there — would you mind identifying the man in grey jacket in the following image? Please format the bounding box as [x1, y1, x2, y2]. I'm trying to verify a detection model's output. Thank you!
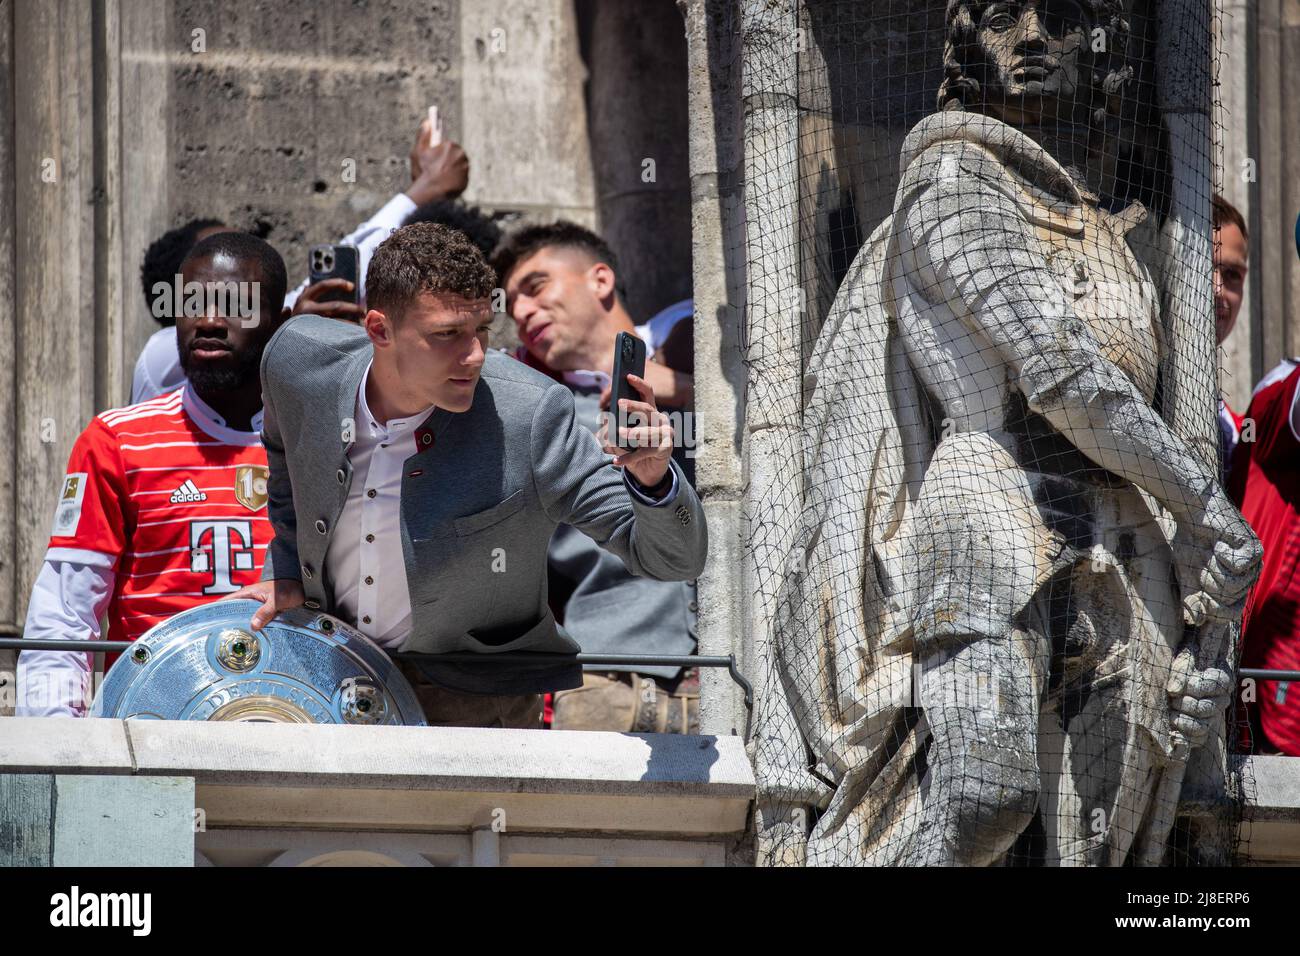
[228, 222, 707, 728]
[494, 222, 700, 732]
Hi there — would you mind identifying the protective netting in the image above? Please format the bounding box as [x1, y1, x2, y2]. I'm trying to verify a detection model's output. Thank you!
[743, 0, 1255, 866]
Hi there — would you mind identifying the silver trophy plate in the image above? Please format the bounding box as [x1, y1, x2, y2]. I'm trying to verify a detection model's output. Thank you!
[91, 599, 426, 725]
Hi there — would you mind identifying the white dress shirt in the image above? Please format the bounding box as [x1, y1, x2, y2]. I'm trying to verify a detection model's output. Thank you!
[130, 193, 418, 404]
[324, 363, 434, 648]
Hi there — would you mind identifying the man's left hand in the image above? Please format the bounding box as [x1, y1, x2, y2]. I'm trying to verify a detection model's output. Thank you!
[598, 373, 675, 492]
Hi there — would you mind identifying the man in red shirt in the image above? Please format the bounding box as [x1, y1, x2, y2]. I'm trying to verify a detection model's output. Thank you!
[16, 232, 287, 716]
[1229, 212, 1300, 753]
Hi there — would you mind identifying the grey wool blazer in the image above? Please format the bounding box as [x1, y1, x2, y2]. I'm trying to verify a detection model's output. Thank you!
[258, 315, 708, 694]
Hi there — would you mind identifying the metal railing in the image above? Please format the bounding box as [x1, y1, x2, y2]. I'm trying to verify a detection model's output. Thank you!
[1239, 669, 1300, 682]
[0, 634, 753, 725]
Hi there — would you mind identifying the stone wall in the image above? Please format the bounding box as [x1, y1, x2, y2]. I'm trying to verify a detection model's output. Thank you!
[142, 0, 463, 298]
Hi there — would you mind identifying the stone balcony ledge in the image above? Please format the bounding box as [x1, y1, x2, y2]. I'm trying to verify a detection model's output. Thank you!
[0, 718, 755, 865]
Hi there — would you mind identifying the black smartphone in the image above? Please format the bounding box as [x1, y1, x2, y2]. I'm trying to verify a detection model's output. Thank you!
[609, 331, 647, 450]
[308, 244, 360, 304]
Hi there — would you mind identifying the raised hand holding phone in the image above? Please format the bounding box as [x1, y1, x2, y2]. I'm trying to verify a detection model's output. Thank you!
[599, 332, 675, 493]
[608, 331, 646, 448]
[306, 244, 360, 310]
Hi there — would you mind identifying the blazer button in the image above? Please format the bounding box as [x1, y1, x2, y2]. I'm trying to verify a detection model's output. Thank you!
[315, 519, 327, 534]
[302, 565, 314, 580]
[336, 469, 346, 484]
[304, 599, 321, 610]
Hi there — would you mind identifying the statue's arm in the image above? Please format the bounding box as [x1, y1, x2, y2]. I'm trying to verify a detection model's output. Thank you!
[896, 171, 1259, 615]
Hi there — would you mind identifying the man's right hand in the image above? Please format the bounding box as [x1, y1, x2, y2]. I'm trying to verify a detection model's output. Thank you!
[222, 579, 306, 632]
[292, 279, 366, 321]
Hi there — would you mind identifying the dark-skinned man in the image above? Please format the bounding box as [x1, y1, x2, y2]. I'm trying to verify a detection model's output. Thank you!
[17, 233, 288, 716]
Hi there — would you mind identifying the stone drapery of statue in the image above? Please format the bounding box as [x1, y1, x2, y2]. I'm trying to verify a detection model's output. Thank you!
[769, 0, 1261, 865]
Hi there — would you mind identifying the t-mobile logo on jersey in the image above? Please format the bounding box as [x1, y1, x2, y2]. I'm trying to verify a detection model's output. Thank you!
[190, 520, 255, 594]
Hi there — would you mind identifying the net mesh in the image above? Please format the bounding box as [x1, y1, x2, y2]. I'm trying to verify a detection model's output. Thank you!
[741, 0, 1253, 866]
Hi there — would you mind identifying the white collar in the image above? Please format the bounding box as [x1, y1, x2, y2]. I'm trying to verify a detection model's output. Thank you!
[562, 369, 611, 391]
[356, 360, 435, 438]
[181, 383, 264, 446]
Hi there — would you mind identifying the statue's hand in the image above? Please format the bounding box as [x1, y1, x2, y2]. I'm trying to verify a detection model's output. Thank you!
[1173, 493, 1261, 628]
[1165, 644, 1233, 753]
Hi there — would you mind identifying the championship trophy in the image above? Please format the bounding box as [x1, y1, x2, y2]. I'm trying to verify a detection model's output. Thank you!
[91, 599, 426, 725]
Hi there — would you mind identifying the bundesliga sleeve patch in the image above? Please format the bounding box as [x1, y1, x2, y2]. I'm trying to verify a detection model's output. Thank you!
[52, 472, 88, 536]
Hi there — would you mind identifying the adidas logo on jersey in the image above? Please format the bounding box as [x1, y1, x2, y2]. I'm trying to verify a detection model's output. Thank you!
[170, 479, 207, 504]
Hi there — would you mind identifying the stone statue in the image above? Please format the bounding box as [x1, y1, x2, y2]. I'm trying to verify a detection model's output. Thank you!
[769, 0, 1261, 865]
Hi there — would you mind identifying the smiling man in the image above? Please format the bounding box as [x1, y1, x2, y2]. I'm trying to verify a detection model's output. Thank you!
[497, 222, 693, 410]
[16, 232, 287, 715]
[228, 222, 707, 728]
[494, 222, 702, 733]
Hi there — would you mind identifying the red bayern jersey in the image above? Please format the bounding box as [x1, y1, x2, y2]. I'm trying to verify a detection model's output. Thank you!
[1222, 400, 1244, 445]
[1229, 359, 1300, 753]
[47, 385, 272, 648]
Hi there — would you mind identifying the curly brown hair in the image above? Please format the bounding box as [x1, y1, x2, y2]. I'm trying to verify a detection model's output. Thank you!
[365, 221, 497, 319]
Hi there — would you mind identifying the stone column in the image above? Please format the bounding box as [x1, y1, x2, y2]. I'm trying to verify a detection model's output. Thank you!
[738, 0, 810, 866]
[458, 0, 597, 226]
[1216, 0, 1260, 409]
[11, 0, 99, 623]
[680, 0, 748, 740]
[580, 0, 693, 320]
[0, 0, 16, 710]
[1252, 0, 1300, 372]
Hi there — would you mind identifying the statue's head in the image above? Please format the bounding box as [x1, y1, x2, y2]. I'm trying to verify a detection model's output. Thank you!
[938, 0, 1132, 127]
